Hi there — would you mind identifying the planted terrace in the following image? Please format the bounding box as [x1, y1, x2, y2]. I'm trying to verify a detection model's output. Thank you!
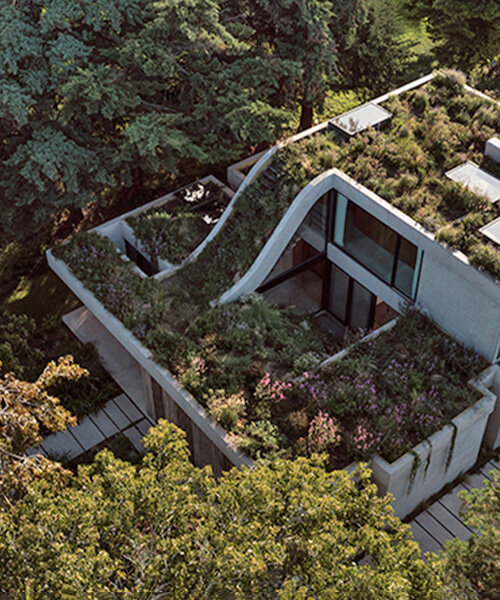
[126, 179, 231, 265]
[53, 71, 494, 473]
[278, 72, 500, 279]
[54, 231, 487, 467]
[157, 73, 500, 318]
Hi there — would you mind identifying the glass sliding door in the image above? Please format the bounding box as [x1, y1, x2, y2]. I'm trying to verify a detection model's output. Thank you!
[350, 281, 374, 331]
[327, 264, 375, 331]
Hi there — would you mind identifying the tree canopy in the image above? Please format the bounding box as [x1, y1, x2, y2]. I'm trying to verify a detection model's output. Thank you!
[0, 355, 86, 508]
[0, 0, 291, 236]
[0, 420, 443, 599]
[1, 0, 415, 236]
[404, 0, 500, 69]
[440, 470, 500, 599]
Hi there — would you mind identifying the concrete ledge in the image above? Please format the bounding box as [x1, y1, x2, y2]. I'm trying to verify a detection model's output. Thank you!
[370, 375, 496, 518]
[47, 249, 253, 469]
[477, 365, 500, 450]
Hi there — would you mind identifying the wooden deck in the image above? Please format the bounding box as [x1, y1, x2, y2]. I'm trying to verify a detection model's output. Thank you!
[408, 458, 500, 554]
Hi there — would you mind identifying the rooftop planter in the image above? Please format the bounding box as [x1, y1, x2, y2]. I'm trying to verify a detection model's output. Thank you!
[276, 72, 500, 280]
[370, 381, 495, 517]
[125, 177, 233, 268]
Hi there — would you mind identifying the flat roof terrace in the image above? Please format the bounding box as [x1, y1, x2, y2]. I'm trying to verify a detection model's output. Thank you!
[277, 72, 500, 280]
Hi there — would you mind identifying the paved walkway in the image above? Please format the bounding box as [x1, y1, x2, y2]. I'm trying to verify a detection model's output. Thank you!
[29, 307, 155, 461]
[409, 457, 499, 554]
[30, 393, 153, 461]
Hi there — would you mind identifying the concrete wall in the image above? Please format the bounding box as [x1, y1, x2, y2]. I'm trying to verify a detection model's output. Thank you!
[371, 378, 496, 518]
[141, 369, 234, 475]
[47, 250, 253, 473]
[479, 365, 500, 450]
[219, 168, 500, 363]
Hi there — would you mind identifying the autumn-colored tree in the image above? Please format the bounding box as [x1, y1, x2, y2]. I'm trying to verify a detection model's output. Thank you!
[0, 420, 443, 598]
[0, 356, 86, 508]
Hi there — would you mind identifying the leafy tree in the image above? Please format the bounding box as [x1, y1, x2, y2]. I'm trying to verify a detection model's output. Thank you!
[439, 470, 500, 599]
[337, 0, 409, 95]
[238, 0, 340, 130]
[0, 420, 443, 598]
[403, 0, 500, 69]
[470, 55, 500, 100]
[0, 0, 291, 237]
[0, 310, 43, 380]
[0, 356, 86, 508]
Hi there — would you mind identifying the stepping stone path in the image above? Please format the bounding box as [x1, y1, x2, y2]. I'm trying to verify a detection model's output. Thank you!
[33, 393, 154, 462]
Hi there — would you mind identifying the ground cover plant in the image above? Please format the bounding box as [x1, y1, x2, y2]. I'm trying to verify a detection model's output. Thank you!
[277, 71, 500, 280]
[54, 230, 487, 465]
[126, 180, 231, 265]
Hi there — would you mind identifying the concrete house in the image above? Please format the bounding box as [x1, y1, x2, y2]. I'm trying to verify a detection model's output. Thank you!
[49, 71, 500, 517]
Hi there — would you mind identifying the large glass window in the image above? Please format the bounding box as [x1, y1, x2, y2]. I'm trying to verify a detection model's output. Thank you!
[332, 194, 422, 299]
[394, 238, 422, 297]
[305, 193, 328, 236]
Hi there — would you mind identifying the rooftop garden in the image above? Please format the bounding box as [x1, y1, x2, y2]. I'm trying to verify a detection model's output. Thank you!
[53, 232, 488, 467]
[157, 72, 499, 313]
[126, 180, 231, 265]
[52, 71, 493, 470]
[278, 71, 500, 279]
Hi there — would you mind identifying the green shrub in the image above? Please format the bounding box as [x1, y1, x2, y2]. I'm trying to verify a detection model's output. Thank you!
[469, 243, 500, 279]
[440, 471, 500, 599]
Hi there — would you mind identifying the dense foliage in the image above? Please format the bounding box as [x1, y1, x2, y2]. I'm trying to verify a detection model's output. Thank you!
[404, 0, 500, 69]
[0, 421, 443, 599]
[315, 309, 487, 464]
[0, 0, 293, 236]
[0, 356, 85, 508]
[54, 231, 487, 465]
[440, 470, 500, 599]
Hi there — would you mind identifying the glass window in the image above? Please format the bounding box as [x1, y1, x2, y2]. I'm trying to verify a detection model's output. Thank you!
[343, 202, 397, 283]
[305, 194, 328, 236]
[331, 193, 423, 299]
[333, 193, 348, 246]
[350, 281, 373, 331]
[262, 258, 325, 315]
[329, 264, 350, 323]
[394, 238, 421, 298]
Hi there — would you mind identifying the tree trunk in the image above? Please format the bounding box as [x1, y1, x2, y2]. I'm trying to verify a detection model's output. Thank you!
[299, 100, 314, 131]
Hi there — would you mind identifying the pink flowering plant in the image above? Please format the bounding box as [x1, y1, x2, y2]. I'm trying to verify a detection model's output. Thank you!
[321, 308, 487, 464]
[307, 411, 341, 454]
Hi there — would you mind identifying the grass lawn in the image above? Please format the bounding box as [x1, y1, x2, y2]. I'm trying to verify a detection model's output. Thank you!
[4, 270, 80, 321]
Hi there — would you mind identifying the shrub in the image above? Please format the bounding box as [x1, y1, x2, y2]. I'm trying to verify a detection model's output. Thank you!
[469, 243, 500, 279]
[440, 471, 500, 599]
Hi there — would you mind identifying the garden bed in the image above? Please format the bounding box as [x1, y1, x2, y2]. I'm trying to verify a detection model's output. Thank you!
[277, 72, 500, 279]
[52, 233, 489, 470]
[126, 178, 232, 265]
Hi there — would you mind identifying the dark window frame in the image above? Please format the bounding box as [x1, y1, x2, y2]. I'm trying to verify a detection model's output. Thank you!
[330, 191, 423, 300]
[324, 262, 376, 330]
[124, 239, 158, 276]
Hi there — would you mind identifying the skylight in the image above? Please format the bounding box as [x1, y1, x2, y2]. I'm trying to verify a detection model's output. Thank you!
[445, 162, 500, 203]
[480, 216, 500, 247]
[329, 102, 393, 136]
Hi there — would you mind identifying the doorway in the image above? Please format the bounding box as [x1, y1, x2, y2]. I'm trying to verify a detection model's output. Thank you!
[326, 264, 376, 331]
